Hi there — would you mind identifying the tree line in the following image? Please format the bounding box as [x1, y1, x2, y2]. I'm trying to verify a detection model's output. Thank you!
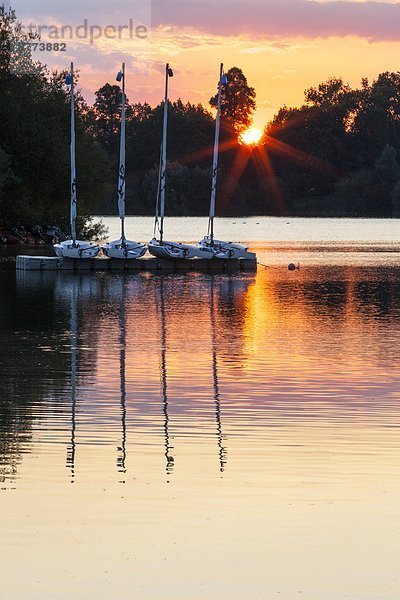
[265, 74, 400, 217]
[1, 6, 400, 237]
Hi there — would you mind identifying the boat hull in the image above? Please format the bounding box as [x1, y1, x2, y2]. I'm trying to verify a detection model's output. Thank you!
[148, 239, 214, 259]
[197, 237, 252, 259]
[53, 240, 100, 259]
[102, 239, 147, 259]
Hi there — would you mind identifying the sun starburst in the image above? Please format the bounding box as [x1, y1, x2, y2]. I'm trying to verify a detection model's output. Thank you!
[240, 127, 262, 146]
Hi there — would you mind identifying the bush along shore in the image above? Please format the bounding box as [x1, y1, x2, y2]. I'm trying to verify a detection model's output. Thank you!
[0, 224, 64, 246]
[0, 217, 107, 247]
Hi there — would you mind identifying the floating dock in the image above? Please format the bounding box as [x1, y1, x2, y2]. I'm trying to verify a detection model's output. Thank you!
[16, 254, 257, 273]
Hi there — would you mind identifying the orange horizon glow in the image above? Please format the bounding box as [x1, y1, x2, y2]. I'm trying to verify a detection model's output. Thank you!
[11, 1, 400, 133]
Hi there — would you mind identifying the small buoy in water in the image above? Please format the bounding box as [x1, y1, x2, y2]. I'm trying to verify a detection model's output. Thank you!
[288, 263, 296, 271]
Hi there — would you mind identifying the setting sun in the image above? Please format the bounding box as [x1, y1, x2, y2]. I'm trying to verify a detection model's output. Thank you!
[240, 127, 263, 146]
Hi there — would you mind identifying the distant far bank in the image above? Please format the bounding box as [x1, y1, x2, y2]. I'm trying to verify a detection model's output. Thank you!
[98, 215, 400, 246]
[97, 213, 400, 219]
[1, 216, 398, 264]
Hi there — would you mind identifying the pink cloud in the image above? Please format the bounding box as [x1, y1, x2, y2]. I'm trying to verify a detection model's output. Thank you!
[151, 0, 400, 42]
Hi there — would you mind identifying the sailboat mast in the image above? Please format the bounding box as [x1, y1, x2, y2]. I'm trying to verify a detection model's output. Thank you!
[209, 63, 224, 244]
[70, 62, 77, 245]
[159, 63, 171, 244]
[118, 63, 126, 243]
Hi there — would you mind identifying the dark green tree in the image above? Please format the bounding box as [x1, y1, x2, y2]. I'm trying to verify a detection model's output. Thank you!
[93, 83, 133, 150]
[0, 7, 109, 234]
[210, 67, 256, 133]
[0, 5, 42, 77]
[139, 162, 211, 216]
[350, 72, 400, 167]
[305, 77, 353, 108]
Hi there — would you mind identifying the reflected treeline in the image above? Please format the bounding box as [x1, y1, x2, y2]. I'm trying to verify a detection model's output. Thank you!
[213, 276, 253, 368]
[270, 267, 400, 320]
[2, 265, 400, 484]
[0, 271, 75, 485]
[1, 271, 255, 483]
[1, 272, 113, 484]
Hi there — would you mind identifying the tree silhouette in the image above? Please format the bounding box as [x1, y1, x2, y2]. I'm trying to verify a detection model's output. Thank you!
[210, 67, 256, 133]
[94, 83, 133, 149]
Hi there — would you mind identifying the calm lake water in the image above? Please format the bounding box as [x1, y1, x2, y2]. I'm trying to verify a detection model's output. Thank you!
[1, 218, 400, 599]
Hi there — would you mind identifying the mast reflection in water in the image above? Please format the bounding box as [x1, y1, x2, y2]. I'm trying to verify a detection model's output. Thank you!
[117, 278, 127, 479]
[66, 279, 77, 481]
[209, 277, 227, 473]
[158, 278, 175, 476]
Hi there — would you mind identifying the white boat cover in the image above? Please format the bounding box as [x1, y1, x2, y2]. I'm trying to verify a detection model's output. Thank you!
[54, 240, 100, 259]
[149, 238, 214, 259]
[102, 239, 147, 259]
[198, 236, 252, 259]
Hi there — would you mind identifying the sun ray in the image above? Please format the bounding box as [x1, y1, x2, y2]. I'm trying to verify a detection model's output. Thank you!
[251, 146, 288, 215]
[218, 146, 252, 214]
[177, 137, 238, 166]
[264, 134, 340, 177]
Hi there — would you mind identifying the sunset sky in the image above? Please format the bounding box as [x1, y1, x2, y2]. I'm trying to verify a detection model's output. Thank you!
[11, 0, 400, 128]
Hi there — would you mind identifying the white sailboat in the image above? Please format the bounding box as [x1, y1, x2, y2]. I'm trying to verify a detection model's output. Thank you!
[148, 63, 213, 260]
[198, 63, 253, 260]
[102, 63, 147, 259]
[54, 63, 100, 259]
